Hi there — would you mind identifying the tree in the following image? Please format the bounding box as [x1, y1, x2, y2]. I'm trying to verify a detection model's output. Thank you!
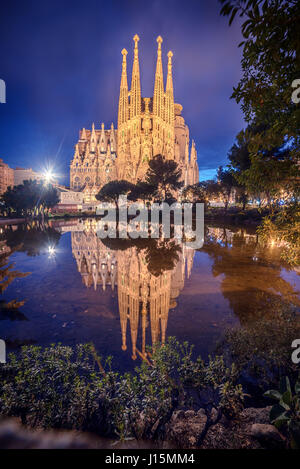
[41, 184, 59, 216]
[199, 180, 221, 202]
[220, 0, 300, 195]
[1, 180, 59, 218]
[96, 180, 134, 208]
[227, 127, 253, 173]
[128, 181, 156, 205]
[220, 0, 300, 263]
[227, 125, 269, 209]
[145, 155, 183, 201]
[220, 0, 300, 158]
[237, 155, 296, 210]
[217, 166, 236, 211]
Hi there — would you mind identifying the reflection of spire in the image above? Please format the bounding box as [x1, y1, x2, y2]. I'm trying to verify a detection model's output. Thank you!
[70, 225, 195, 363]
[100, 261, 108, 291]
[111, 261, 117, 290]
[119, 290, 128, 352]
[186, 248, 195, 279]
[91, 258, 98, 291]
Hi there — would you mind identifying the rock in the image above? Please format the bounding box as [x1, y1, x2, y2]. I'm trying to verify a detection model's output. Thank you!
[250, 423, 285, 445]
[197, 408, 206, 417]
[184, 410, 195, 418]
[150, 418, 161, 434]
[171, 410, 185, 421]
[210, 407, 218, 422]
[240, 406, 271, 424]
[201, 407, 277, 450]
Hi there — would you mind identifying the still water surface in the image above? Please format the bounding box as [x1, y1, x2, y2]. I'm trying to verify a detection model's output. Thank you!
[1, 218, 300, 372]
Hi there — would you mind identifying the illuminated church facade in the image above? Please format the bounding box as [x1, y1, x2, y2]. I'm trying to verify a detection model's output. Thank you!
[70, 35, 199, 200]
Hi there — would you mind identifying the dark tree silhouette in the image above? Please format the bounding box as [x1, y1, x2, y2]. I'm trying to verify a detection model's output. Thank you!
[145, 154, 183, 201]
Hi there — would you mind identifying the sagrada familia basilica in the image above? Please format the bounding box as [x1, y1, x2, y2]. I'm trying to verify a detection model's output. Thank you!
[70, 35, 199, 200]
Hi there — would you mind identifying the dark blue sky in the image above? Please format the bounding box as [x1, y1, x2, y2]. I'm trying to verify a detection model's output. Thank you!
[0, 0, 245, 184]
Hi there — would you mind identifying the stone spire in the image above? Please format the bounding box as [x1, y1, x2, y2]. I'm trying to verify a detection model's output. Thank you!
[99, 122, 106, 152]
[72, 144, 80, 166]
[165, 51, 174, 125]
[153, 36, 165, 119]
[90, 123, 97, 152]
[118, 49, 129, 127]
[190, 140, 197, 161]
[130, 35, 141, 119]
[190, 140, 199, 184]
[110, 123, 116, 153]
[80, 128, 87, 140]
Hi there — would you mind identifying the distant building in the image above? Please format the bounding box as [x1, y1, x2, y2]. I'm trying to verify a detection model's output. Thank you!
[0, 158, 14, 194]
[14, 167, 43, 186]
[51, 188, 85, 213]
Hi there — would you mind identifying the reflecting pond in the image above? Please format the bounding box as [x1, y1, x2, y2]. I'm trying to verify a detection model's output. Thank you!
[1, 218, 299, 372]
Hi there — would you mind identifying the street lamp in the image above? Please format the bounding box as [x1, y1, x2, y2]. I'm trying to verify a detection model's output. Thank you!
[44, 169, 54, 184]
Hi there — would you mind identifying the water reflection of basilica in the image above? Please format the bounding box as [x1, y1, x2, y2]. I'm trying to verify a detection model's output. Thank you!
[69, 219, 195, 361]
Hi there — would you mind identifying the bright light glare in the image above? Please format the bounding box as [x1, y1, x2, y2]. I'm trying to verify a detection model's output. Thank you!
[48, 246, 56, 258]
[44, 169, 54, 184]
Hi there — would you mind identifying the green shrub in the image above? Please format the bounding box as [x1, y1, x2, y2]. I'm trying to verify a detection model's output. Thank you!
[264, 375, 300, 449]
[0, 338, 244, 440]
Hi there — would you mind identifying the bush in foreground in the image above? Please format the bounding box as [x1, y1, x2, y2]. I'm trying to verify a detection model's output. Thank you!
[0, 339, 244, 441]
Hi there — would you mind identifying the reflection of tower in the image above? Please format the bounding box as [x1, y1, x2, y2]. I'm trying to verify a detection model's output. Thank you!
[117, 247, 173, 361]
[70, 221, 195, 362]
[71, 220, 117, 290]
[117, 243, 195, 361]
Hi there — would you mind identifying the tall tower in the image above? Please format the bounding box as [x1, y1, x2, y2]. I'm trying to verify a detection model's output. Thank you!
[153, 36, 165, 156]
[130, 35, 142, 119]
[118, 49, 129, 127]
[128, 34, 142, 181]
[165, 51, 175, 159]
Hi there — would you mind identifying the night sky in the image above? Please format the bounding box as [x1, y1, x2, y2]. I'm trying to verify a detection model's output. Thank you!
[0, 0, 245, 185]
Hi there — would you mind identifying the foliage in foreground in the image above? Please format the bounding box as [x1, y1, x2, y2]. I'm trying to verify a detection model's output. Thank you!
[0, 339, 244, 440]
[222, 308, 300, 391]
